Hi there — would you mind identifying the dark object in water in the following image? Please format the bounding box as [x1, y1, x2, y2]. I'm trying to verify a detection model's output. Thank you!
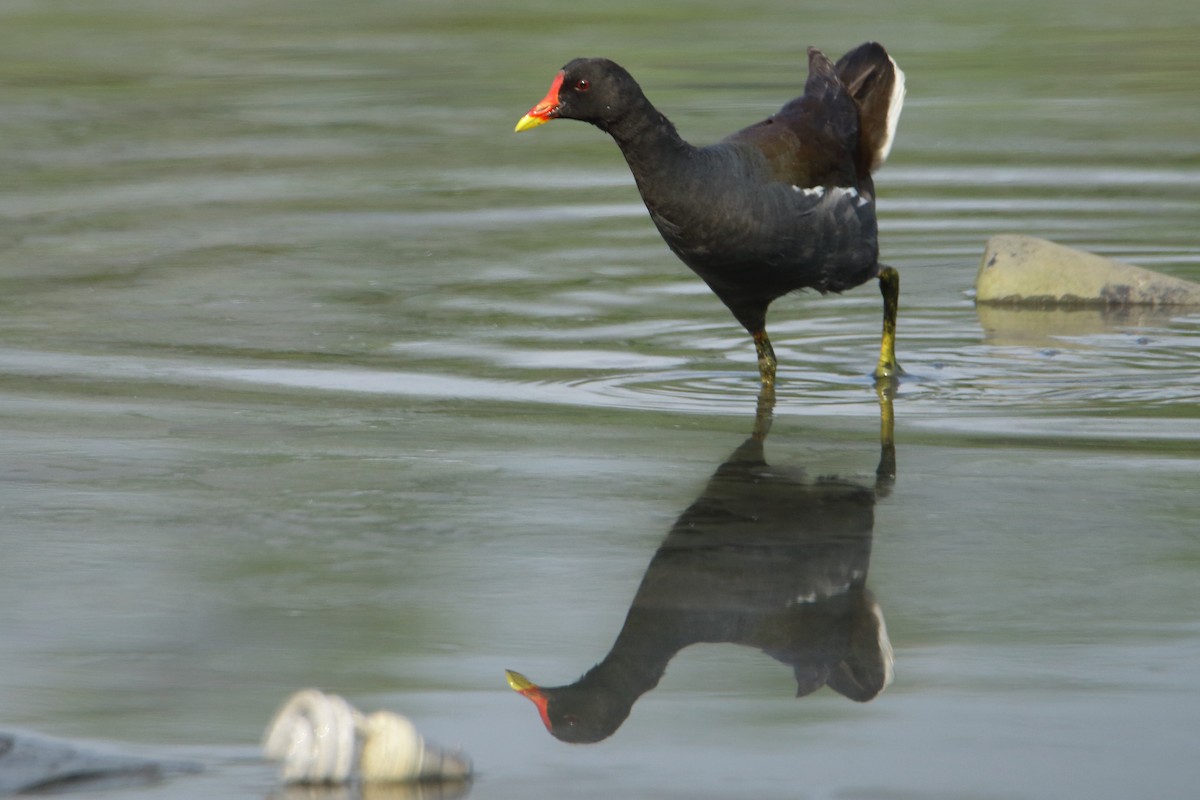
[0, 729, 200, 796]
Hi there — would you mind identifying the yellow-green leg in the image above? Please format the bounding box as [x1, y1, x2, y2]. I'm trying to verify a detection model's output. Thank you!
[752, 381, 776, 442]
[873, 266, 902, 379]
[874, 375, 897, 494]
[753, 329, 777, 387]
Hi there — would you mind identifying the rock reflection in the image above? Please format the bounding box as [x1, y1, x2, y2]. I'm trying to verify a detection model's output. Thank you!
[976, 304, 1181, 347]
[508, 384, 897, 743]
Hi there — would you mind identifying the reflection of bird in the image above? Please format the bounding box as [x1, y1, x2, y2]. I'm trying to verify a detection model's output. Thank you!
[515, 44, 905, 386]
[507, 388, 896, 743]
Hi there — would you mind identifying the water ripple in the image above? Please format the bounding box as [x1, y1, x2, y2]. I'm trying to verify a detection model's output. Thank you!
[1, 303, 1197, 426]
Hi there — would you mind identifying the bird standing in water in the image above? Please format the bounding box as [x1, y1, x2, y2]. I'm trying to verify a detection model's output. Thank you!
[516, 43, 905, 387]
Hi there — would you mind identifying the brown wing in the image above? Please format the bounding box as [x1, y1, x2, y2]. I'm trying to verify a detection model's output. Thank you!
[721, 48, 862, 189]
[723, 44, 904, 186]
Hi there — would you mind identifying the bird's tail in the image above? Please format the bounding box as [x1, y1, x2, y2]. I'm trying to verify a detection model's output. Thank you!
[835, 42, 906, 173]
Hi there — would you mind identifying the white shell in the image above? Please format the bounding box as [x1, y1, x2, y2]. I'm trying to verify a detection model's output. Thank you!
[263, 688, 358, 784]
[262, 689, 472, 785]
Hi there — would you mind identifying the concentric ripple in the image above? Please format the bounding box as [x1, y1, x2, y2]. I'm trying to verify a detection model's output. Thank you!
[5, 299, 1196, 432]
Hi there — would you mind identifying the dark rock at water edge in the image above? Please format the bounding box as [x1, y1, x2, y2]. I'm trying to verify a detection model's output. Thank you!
[0, 730, 201, 796]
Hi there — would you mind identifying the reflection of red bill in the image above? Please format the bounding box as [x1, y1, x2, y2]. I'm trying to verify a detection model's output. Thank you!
[505, 669, 552, 731]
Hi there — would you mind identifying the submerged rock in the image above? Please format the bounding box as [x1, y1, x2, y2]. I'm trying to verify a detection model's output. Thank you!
[976, 234, 1200, 307]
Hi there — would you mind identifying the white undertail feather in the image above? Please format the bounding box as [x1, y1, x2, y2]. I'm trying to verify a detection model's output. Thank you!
[871, 601, 895, 691]
[873, 56, 906, 171]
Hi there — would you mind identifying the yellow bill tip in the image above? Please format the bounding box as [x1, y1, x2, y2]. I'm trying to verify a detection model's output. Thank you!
[514, 113, 551, 133]
[505, 669, 536, 692]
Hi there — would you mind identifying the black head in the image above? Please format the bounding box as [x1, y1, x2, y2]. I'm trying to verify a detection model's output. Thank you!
[515, 57, 644, 133]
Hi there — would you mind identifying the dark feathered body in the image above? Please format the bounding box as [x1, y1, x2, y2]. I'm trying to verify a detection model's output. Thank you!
[517, 42, 905, 382]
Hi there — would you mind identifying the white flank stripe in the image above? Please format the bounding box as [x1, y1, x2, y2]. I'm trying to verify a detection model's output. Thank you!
[831, 186, 869, 207]
[793, 185, 869, 207]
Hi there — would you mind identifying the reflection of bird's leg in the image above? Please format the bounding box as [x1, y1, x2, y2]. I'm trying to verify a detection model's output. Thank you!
[753, 329, 777, 387]
[874, 377, 897, 495]
[873, 266, 902, 379]
[752, 382, 776, 442]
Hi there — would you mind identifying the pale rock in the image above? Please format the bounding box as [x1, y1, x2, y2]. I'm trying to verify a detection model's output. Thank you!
[976, 234, 1200, 306]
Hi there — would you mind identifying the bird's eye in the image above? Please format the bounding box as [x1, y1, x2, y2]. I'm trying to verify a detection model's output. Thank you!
[573, 79, 590, 92]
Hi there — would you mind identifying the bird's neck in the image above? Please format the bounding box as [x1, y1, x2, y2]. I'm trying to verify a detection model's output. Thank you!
[576, 613, 688, 699]
[602, 99, 694, 191]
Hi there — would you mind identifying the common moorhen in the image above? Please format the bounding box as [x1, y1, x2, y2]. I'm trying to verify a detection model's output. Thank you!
[516, 43, 905, 386]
